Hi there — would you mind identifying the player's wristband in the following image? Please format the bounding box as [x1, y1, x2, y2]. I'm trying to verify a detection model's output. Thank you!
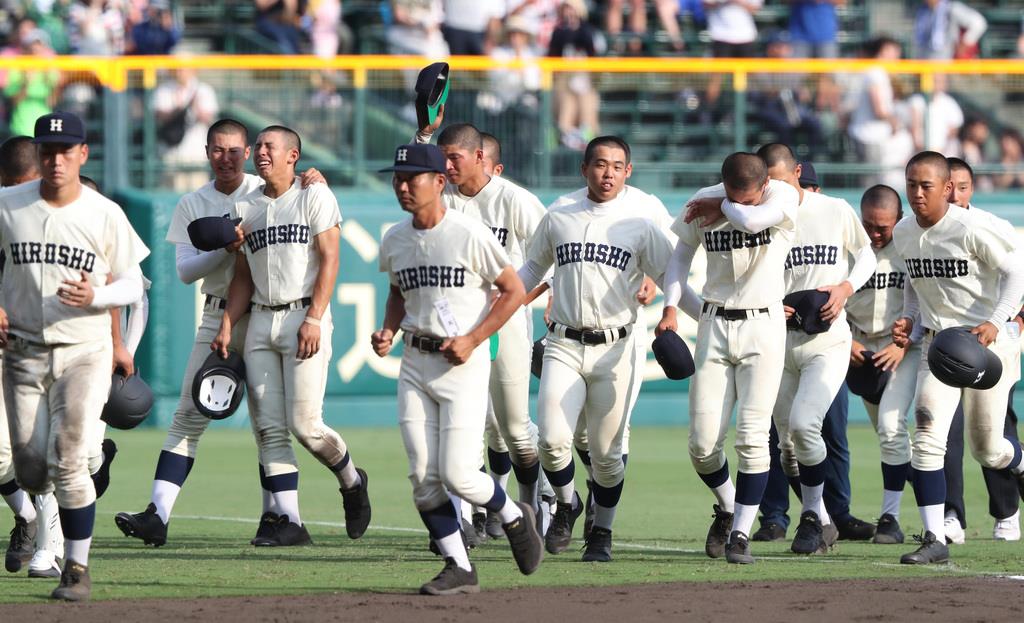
[303, 316, 321, 327]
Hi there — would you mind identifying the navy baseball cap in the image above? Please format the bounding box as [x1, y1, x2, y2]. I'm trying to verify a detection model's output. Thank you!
[33, 111, 87, 144]
[783, 289, 832, 335]
[187, 215, 243, 252]
[415, 62, 450, 129]
[652, 331, 696, 380]
[379, 143, 447, 174]
[799, 161, 819, 188]
[846, 351, 891, 405]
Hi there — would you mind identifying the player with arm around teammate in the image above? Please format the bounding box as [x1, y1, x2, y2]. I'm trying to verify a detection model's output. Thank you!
[372, 143, 542, 595]
[657, 152, 799, 564]
[892, 151, 1024, 564]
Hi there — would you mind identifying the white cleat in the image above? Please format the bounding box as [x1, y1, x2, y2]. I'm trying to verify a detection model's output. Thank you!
[27, 549, 61, 579]
[993, 510, 1021, 541]
[944, 514, 965, 545]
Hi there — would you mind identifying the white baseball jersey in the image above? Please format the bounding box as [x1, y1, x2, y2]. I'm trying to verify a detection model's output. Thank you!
[0, 181, 149, 344]
[165, 173, 263, 298]
[443, 175, 546, 267]
[846, 241, 908, 338]
[548, 185, 678, 244]
[893, 204, 1019, 331]
[380, 208, 511, 338]
[233, 180, 341, 306]
[526, 194, 674, 329]
[673, 179, 798, 308]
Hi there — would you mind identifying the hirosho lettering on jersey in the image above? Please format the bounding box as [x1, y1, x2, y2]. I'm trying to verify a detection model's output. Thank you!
[555, 241, 632, 270]
[7, 241, 96, 272]
[703, 228, 772, 252]
[904, 257, 970, 279]
[394, 264, 467, 292]
[857, 270, 906, 292]
[785, 244, 839, 269]
[245, 223, 311, 253]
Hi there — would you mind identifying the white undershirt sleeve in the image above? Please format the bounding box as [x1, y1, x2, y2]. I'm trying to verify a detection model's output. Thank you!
[990, 249, 1024, 330]
[175, 243, 231, 285]
[662, 240, 697, 309]
[845, 245, 878, 292]
[91, 265, 144, 310]
[517, 259, 547, 293]
[721, 198, 784, 234]
[124, 292, 149, 356]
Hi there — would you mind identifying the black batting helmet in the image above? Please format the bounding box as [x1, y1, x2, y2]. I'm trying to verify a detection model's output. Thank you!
[101, 369, 154, 430]
[192, 350, 247, 419]
[927, 326, 1002, 390]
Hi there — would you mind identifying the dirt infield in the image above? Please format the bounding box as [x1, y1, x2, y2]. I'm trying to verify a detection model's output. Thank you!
[2, 577, 1021, 622]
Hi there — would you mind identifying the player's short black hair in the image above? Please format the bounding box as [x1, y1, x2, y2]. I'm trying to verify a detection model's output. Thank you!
[79, 175, 100, 192]
[481, 132, 502, 165]
[865, 35, 899, 58]
[437, 123, 483, 152]
[755, 143, 797, 171]
[207, 118, 249, 145]
[0, 135, 39, 185]
[721, 152, 768, 191]
[861, 184, 903, 219]
[583, 136, 631, 165]
[946, 157, 974, 183]
[906, 151, 950, 180]
[257, 125, 302, 156]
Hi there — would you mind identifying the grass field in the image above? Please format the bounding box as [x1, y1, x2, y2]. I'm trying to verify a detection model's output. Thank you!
[2, 425, 1022, 603]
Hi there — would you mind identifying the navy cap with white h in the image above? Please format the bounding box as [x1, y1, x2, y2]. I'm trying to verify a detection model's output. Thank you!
[33, 111, 87, 144]
[379, 143, 447, 174]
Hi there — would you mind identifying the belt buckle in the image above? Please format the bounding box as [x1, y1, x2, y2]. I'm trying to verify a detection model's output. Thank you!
[417, 336, 440, 353]
[580, 330, 602, 345]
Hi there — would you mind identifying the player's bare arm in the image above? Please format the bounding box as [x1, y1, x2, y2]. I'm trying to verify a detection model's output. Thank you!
[440, 265, 525, 366]
[212, 253, 255, 358]
[298, 224, 341, 360]
[683, 197, 724, 228]
[523, 281, 550, 306]
[111, 308, 135, 376]
[371, 284, 405, 357]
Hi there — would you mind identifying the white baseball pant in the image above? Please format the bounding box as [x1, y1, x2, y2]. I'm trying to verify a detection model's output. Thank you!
[485, 308, 537, 468]
[0, 356, 11, 486]
[853, 328, 919, 466]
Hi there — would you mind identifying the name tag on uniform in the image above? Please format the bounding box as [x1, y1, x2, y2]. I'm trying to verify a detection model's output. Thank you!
[434, 297, 461, 337]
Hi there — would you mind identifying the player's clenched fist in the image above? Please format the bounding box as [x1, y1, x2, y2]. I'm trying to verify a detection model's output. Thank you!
[439, 335, 477, 365]
[370, 328, 395, 357]
[211, 322, 232, 359]
[297, 319, 321, 360]
[655, 306, 677, 336]
[636, 276, 657, 305]
[891, 316, 913, 348]
[57, 271, 95, 307]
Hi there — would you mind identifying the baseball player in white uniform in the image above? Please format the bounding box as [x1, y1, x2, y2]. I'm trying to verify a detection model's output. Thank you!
[116, 119, 325, 548]
[0, 112, 149, 600]
[892, 151, 1024, 564]
[518, 136, 675, 562]
[658, 152, 799, 564]
[758, 143, 876, 555]
[373, 142, 542, 595]
[844, 184, 919, 545]
[213, 125, 371, 546]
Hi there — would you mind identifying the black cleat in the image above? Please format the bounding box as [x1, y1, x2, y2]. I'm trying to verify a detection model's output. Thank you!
[791, 511, 825, 555]
[5, 516, 36, 572]
[471, 512, 488, 544]
[91, 438, 118, 499]
[900, 531, 949, 564]
[504, 502, 544, 575]
[462, 517, 480, 549]
[251, 511, 279, 545]
[581, 526, 612, 562]
[419, 557, 480, 595]
[545, 492, 583, 555]
[340, 468, 371, 539]
[873, 513, 905, 544]
[725, 530, 755, 564]
[253, 514, 311, 547]
[752, 520, 786, 542]
[837, 515, 875, 541]
[50, 560, 90, 602]
[705, 504, 733, 559]
[114, 503, 167, 547]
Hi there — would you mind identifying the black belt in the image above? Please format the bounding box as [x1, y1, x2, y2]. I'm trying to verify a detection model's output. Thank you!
[702, 302, 769, 321]
[406, 334, 444, 353]
[547, 322, 627, 345]
[253, 297, 312, 312]
[204, 294, 227, 310]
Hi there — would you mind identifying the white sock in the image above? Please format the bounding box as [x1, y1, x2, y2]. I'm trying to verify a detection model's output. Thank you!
[921, 503, 946, 542]
[817, 498, 831, 526]
[272, 490, 301, 525]
[3, 489, 36, 522]
[460, 498, 473, 525]
[538, 498, 552, 536]
[594, 504, 616, 530]
[262, 488, 277, 514]
[496, 471, 510, 491]
[881, 490, 902, 519]
[518, 481, 539, 510]
[553, 481, 575, 505]
[497, 496, 523, 524]
[435, 531, 472, 571]
[35, 493, 62, 554]
[713, 479, 736, 513]
[801, 482, 824, 521]
[65, 537, 92, 566]
[733, 502, 760, 538]
[151, 480, 181, 524]
[334, 461, 360, 490]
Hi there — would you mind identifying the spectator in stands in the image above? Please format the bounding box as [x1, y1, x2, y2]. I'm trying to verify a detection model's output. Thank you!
[387, 0, 448, 58]
[505, 0, 559, 51]
[703, 0, 762, 113]
[749, 31, 825, 157]
[3, 28, 58, 137]
[254, 0, 308, 55]
[788, 0, 842, 58]
[605, 0, 684, 55]
[994, 128, 1024, 190]
[127, 0, 181, 55]
[908, 73, 963, 153]
[847, 36, 914, 188]
[67, 0, 125, 55]
[154, 67, 219, 192]
[481, 15, 541, 112]
[959, 117, 990, 165]
[309, 0, 341, 57]
[913, 0, 986, 60]
[441, 0, 504, 55]
[548, 0, 604, 150]
[1, 17, 45, 88]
